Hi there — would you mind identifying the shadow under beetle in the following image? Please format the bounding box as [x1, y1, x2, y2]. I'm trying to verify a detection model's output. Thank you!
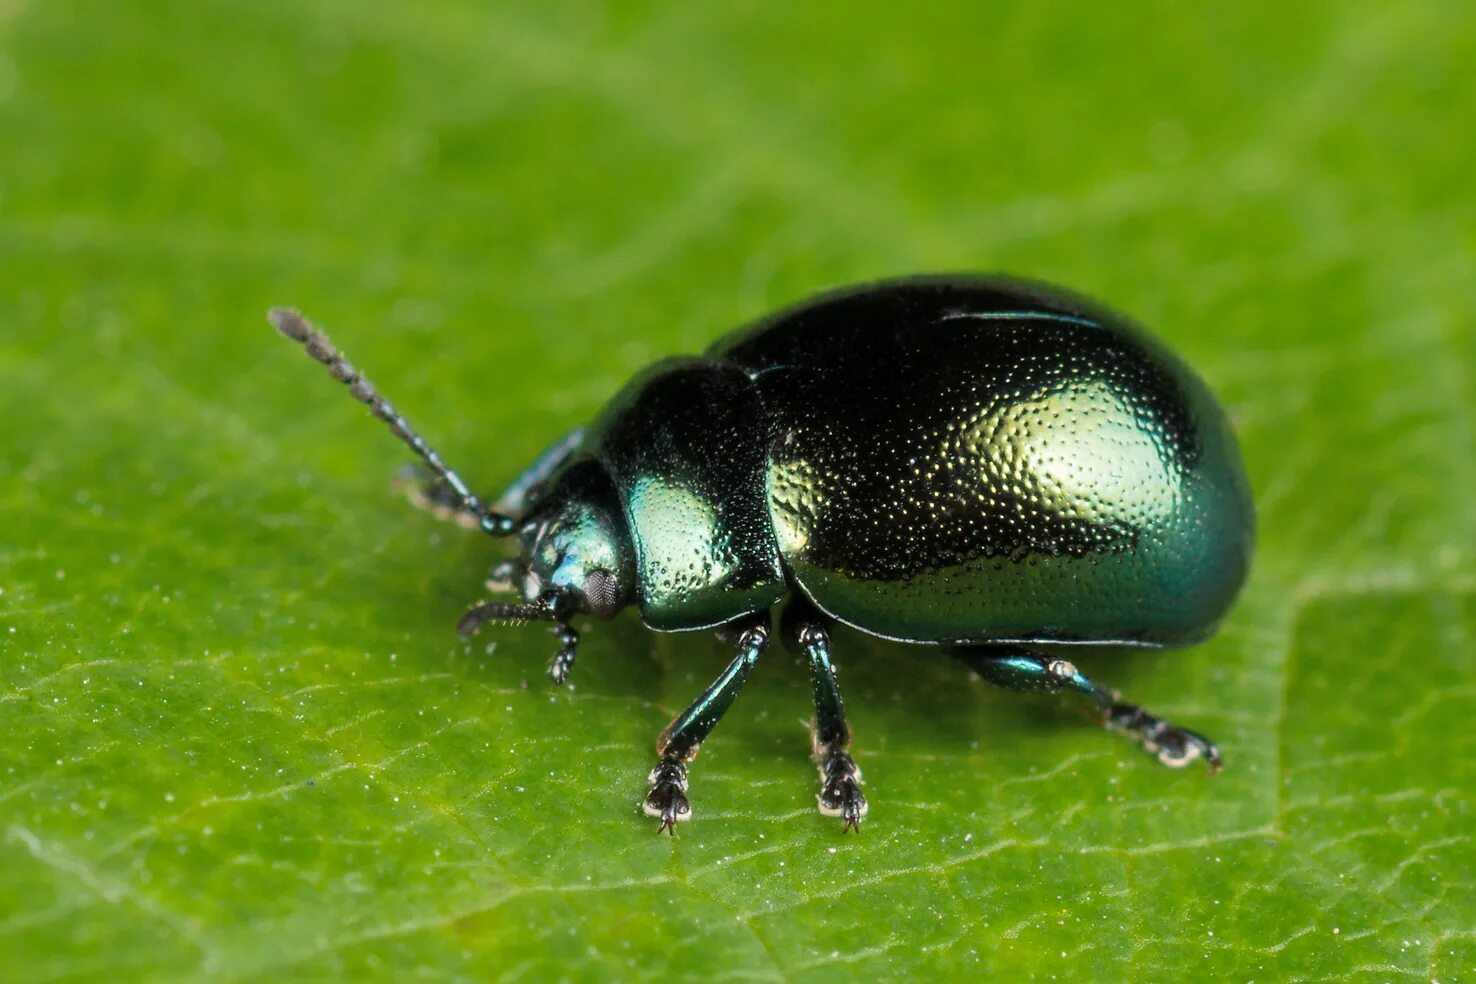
[268, 275, 1254, 834]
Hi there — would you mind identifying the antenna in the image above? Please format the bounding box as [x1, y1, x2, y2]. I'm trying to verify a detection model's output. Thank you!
[267, 307, 516, 537]
[457, 594, 561, 636]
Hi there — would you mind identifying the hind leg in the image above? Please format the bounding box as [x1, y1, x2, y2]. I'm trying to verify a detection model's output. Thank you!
[957, 646, 1222, 770]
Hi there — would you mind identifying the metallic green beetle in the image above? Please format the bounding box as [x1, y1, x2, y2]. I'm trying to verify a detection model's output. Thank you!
[269, 275, 1254, 833]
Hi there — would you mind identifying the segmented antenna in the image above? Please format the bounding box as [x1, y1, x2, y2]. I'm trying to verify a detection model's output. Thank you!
[267, 307, 516, 537]
[457, 596, 559, 636]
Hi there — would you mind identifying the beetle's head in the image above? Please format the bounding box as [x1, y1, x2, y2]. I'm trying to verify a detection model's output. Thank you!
[266, 306, 633, 638]
[452, 459, 634, 640]
[514, 460, 635, 620]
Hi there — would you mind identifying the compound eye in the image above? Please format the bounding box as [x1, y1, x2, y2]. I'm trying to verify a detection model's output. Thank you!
[582, 568, 621, 618]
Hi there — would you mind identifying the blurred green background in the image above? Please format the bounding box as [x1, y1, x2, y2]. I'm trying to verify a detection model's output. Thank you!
[2, 1, 1473, 980]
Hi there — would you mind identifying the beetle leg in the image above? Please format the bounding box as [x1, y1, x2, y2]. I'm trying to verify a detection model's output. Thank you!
[395, 426, 584, 528]
[642, 611, 770, 834]
[791, 619, 867, 832]
[959, 647, 1222, 772]
[549, 622, 578, 685]
[394, 464, 486, 530]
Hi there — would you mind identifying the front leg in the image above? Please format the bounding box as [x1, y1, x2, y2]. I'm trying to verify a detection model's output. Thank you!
[395, 465, 484, 530]
[456, 592, 579, 685]
[548, 622, 578, 685]
[643, 611, 770, 833]
[397, 427, 584, 528]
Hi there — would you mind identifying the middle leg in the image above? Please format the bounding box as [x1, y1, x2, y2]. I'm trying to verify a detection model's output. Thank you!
[784, 605, 867, 831]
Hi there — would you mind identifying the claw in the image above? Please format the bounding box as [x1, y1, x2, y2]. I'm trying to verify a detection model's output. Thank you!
[1154, 727, 1223, 772]
[842, 793, 865, 833]
[1108, 702, 1222, 774]
[643, 758, 690, 834]
[817, 751, 867, 831]
[819, 779, 867, 832]
[656, 799, 686, 835]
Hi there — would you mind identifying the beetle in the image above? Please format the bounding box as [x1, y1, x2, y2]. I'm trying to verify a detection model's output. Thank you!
[267, 275, 1254, 833]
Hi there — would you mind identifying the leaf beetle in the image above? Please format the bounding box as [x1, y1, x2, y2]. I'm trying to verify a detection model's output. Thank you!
[268, 275, 1254, 833]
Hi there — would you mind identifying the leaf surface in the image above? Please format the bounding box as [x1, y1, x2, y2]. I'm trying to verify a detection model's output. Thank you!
[2, 1, 1473, 979]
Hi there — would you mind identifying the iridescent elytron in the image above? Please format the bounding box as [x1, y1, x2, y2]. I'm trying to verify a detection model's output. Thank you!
[268, 276, 1254, 833]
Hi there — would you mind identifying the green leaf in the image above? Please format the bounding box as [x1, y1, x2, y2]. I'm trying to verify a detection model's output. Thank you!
[3, 1, 1473, 979]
